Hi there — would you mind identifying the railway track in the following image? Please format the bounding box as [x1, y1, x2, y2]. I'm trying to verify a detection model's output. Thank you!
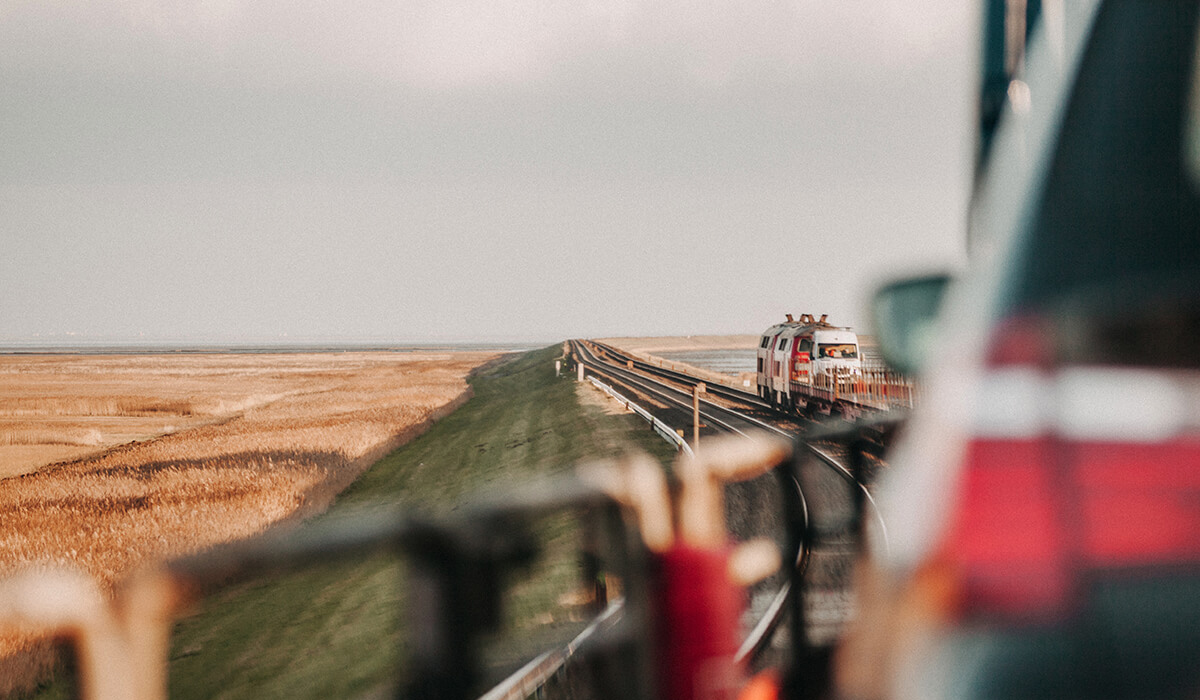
[572, 340, 801, 438]
[585, 340, 772, 411]
[582, 339, 898, 457]
[565, 338, 888, 670]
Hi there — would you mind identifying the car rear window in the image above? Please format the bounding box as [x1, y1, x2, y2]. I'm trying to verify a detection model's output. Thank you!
[1006, 0, 1200, 367]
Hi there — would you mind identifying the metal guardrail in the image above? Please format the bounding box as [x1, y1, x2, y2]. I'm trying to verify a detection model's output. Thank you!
[479, 600, 625, 700]
[587, 375, 695, 458]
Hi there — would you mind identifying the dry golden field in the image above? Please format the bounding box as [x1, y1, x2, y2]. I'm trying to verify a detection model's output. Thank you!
[0, 351, 495, 695]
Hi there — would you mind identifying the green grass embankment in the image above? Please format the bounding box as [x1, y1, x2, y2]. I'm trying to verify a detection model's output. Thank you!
[159, 344, 678, 700]
[338, 344, 674, 509]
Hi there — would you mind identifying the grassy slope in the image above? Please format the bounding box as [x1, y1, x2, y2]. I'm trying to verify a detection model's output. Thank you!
[338, 344, 672, 510]
[148, 345, 676, 700]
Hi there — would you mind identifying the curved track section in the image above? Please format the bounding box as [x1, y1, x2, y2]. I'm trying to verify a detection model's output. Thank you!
[569, 338, 886, 667]
[586, 340, 770, 410]
[573, 340, 787, 440]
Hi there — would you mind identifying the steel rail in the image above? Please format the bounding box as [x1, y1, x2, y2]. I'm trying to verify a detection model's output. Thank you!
[572, 339, 825, 670]
[805, 443, 889, 554]
[586, 363, 754, 438]
[735, 470, 808, 666]
[587, 339, 902, 418]
[573, 340, 785, 440]
[586, 340, 769, 408]
[572, 339, 801, 667]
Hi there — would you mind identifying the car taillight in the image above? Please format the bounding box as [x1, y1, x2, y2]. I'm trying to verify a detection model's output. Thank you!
[937, 437, 1074, 621]
[928, 315, 1200, 624]
[1071, 440, 1200, 567]
[947, 315, 1070, 619]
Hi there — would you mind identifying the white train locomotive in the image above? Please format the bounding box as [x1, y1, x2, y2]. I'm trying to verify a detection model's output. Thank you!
[756, 314, 862, 412]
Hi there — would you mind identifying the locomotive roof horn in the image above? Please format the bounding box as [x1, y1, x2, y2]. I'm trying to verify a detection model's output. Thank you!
[786, 314, 794, 323]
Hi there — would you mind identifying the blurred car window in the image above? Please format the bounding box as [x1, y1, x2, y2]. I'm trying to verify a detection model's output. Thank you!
[1004, 0, 1200, 368]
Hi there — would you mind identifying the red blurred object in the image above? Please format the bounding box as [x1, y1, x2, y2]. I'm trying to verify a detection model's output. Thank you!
[654, 545, 745, 700]
[985, 315, 1056, 368]
[938, 437, 1074, 620]
[1072, 440, 1200, 567]
[737, 670, 781, 700]
[936, 435, 1200, 623]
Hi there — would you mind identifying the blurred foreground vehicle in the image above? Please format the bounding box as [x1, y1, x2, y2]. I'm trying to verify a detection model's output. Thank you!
[837, 0, 1200, 698]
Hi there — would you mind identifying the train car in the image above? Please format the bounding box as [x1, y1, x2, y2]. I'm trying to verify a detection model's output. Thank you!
[755, 321, 791, 400]
[757, 314, 862, 412]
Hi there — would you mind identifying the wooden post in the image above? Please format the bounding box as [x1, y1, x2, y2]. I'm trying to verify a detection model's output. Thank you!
[693, 382, 705, 453]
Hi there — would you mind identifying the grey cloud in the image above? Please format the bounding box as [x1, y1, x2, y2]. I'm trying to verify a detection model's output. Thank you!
[0, 0, 973, 343]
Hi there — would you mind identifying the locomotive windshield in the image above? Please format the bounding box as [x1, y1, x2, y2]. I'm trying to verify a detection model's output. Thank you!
[817, 343, 858, 359]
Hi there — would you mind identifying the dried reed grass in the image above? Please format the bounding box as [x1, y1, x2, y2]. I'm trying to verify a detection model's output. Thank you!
[0, 352, 495, 696]
[0, 427, 104, 447]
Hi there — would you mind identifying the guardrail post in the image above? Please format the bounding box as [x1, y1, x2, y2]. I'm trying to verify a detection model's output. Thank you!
[692, 383, 705, 454]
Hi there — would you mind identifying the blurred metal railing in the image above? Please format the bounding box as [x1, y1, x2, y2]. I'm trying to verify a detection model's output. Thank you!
[0, 476, 654, 700]
[0, 418, 843, 700]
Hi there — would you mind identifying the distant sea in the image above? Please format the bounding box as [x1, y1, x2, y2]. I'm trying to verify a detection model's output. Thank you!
[0, 341, 548, 355]
[655, 346, 885, 375]
[656, 349, 757, 375]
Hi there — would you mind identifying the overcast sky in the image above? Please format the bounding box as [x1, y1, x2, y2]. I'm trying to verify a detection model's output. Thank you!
[1, 1, 976, 345]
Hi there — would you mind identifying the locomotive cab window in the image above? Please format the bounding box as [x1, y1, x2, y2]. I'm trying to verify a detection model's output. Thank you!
[818, 344, 858, 359]
[798, 339, 813, 357]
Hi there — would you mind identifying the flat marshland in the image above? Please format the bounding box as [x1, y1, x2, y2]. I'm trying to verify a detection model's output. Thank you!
[0, 350, 496, 696]
[9, 346, 680, 699]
